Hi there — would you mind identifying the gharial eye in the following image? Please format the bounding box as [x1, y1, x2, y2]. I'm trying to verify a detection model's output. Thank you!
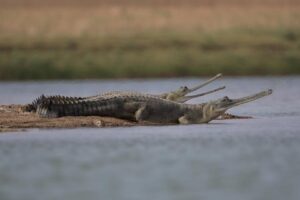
[222, 96, 229, 101]
[180, 86, 188, 92]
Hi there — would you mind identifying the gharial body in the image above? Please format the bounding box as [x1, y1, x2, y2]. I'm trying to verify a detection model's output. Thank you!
[24, 73, 225, 114]
[24, 89, 272, 125]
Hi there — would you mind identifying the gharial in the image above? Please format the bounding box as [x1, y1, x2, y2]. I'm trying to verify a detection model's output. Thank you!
[24, 74, 228, 115]
[24, 73, 225, 113]
[23, 74, 273, 125]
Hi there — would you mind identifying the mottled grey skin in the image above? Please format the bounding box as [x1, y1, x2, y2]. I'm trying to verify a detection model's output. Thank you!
[36, 93, 189, 122]
[24, 74, 224, 113]
[35, 90, 272, 124]
[84, 73, 224, 103]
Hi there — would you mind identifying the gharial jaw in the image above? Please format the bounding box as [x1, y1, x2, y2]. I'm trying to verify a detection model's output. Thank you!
[199, 89, 273, 123]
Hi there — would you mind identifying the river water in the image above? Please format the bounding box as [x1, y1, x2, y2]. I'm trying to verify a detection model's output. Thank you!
[0, 77, 300, 200]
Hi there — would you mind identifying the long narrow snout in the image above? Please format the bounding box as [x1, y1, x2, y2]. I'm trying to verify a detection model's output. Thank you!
[216, 89, 273, 112]
[187, 73, 222, 93]
[177, 86, 226, 103]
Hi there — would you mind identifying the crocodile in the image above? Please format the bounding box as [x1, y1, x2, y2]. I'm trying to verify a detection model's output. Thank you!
[68, 73, 224, 103]
[24, 74, 225, 113]
[33, 89, 272, 124]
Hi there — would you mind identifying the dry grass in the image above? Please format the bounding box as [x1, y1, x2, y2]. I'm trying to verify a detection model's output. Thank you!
[0, 1, 299, 39]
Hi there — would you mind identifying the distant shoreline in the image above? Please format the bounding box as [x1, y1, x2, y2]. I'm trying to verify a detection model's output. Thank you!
[1, 2, 299, 80]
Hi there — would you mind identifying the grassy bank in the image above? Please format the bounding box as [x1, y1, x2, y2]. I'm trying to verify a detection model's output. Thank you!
[0, 2, 300, 79]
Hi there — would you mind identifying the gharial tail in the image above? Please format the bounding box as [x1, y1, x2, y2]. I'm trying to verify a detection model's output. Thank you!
[23, 95, 85, 117]
[22, 94, 48, 112]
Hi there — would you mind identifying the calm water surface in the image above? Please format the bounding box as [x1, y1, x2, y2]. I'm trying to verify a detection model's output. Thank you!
[0, 77, 300, 200]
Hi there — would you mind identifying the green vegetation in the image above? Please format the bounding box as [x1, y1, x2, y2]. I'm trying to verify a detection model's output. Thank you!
[1, 29, 299, 80]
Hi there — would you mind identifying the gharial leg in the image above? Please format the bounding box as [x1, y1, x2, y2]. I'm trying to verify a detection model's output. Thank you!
[134, 105, 150, 122]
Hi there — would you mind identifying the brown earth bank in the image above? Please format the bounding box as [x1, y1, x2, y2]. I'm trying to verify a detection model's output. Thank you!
[0, 105, 137, 132]
[0, 104, 251, 133]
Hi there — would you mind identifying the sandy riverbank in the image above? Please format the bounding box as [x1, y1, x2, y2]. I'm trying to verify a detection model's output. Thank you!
[0, 105, 136, 132]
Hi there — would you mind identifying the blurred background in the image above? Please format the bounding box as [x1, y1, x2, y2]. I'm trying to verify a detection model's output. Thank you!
[0, 0, 299, 80]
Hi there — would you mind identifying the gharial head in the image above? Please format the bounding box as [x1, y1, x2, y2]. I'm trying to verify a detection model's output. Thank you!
[201, 89, 273, 121]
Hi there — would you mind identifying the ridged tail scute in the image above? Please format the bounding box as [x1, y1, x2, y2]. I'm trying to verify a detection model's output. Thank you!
[23, 94, 47, 112]
[36, 96, 57, 118]
[33, 95, 85, 118]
